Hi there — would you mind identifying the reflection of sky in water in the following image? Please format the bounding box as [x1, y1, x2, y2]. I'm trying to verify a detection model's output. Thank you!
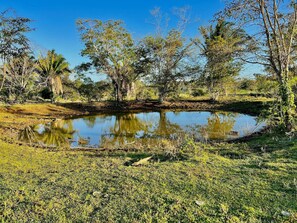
[166, 111, 210, 128]
[35, 111, 266, 148]
[72, 116, 117, 147]
[232, 115, 265, 136]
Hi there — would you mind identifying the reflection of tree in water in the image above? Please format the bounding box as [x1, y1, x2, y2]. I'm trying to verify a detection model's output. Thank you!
[100, 111, 183, 148]
[82, 115, 113, 128]
[100, 113, 149, 147]
[153, 111, 182, 138]
[19, 119, 75, 147]
[199, 112, 236, 140]
[82, 116, 97, 128]
[40, 119, 75, 147]
[18, 125, 40, 144]
[142, 111, 184, 150]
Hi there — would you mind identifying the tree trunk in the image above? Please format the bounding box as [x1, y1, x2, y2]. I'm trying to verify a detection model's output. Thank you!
[0, 64, 7, 92]
[279, 76, 295, 131]
[209, 87, 219, 101]
[158, 91, 165, 103]
[158, 86, 166, 103]
[115, 83, 123, 102]
[126, 82, 135, 100]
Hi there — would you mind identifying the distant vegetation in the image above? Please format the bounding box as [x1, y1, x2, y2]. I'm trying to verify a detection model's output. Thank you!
[0, 0, 296, 131]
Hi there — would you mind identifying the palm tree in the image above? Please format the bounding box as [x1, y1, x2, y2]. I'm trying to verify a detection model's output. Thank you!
[36, 50, 71, 102]
[198, 20, 250, 100]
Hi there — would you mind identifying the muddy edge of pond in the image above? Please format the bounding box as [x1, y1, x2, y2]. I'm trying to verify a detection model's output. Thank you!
[0, 100, 269, 144]
[56, 100, 268, 116]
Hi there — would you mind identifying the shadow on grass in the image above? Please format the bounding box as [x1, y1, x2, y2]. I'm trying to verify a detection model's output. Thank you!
[247, 130, 296, 154]
[78, 150, 187, 165]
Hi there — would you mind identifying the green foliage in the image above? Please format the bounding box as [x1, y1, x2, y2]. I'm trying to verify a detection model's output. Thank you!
[238, 78, 256, 91]
[198, 20, 250, 100]
[134, 80, 158, 100]
[39, 87, 53, 100]
[77, 20, 149, 102]
[142, 30, 198, 102]
[0, 10, 33, 97]
[0, 10, 32, 60]
[254, 74, 278, 96]
[78, 78, 113, 102]
[36, 50, 71, 102]
[191, 88, 207, 97]
[221, 0, 297, 130]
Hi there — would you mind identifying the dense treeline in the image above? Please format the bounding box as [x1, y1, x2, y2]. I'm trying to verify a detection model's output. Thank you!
[0, 1, 296, 130]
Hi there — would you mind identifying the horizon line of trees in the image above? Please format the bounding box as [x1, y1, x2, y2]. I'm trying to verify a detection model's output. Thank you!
[1, 1, 297, 130]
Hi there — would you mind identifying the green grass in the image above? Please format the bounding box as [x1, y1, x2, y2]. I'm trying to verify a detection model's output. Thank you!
[1, 130, 296, 222]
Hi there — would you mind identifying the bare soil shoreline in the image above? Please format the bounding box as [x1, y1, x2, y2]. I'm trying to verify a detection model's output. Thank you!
[56, 99, 269, 116]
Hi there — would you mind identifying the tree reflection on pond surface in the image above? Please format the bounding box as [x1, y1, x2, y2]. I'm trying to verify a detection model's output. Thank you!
[198, 112, 236, 141]
[19, 119, 75, 147]
[19, 110, 265, 149]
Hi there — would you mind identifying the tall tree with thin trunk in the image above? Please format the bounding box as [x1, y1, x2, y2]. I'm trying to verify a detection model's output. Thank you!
[220, 0, 297, 130]
[3, 56, 37, 102]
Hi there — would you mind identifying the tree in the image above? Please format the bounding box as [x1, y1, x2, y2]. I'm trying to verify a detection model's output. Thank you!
[78, 77, 112, 102]
[142, 31, 197, 102]
[77, 20, 148, 102]
[220, 0, 297, 130]
[0, 10, 32, 92]
[254, 73, 278, 96]
[142, 8, 198, 102]
[197, 20, 250, 100]
[3, 56, 38, 102]
[36, 50, 71, 102]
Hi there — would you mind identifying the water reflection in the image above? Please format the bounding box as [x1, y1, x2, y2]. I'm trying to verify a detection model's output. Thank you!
[19, 111, 265, 148]
[199, 112, 236, 141]
[19, 119, 75, 147]
[100, 113, 150, 147]
[154, 111, 182, 137]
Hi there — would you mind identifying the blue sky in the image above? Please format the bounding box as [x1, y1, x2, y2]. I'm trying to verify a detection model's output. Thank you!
[0, 1, 224, 66]
[1, 0, 261, 77]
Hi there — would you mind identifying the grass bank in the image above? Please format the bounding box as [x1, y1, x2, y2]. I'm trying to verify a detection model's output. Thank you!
[0, 99, 296, 222]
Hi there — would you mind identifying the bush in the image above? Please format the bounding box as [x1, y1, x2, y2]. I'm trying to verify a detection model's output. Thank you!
[191, 88, 207, 97]
[239, 78, 256, 91]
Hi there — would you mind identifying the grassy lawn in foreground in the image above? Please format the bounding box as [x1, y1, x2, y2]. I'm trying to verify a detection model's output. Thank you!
[0, 131, 296, 222]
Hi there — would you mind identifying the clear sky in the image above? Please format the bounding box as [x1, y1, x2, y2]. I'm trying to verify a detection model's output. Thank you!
[0, 1, 224, 66]
[0, 0, 261, 77]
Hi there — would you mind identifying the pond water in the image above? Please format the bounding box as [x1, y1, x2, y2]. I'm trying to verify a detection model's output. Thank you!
[19, 110, 266, 149]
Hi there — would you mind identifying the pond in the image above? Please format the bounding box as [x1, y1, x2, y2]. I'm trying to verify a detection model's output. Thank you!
[19, 110, 266, 149]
